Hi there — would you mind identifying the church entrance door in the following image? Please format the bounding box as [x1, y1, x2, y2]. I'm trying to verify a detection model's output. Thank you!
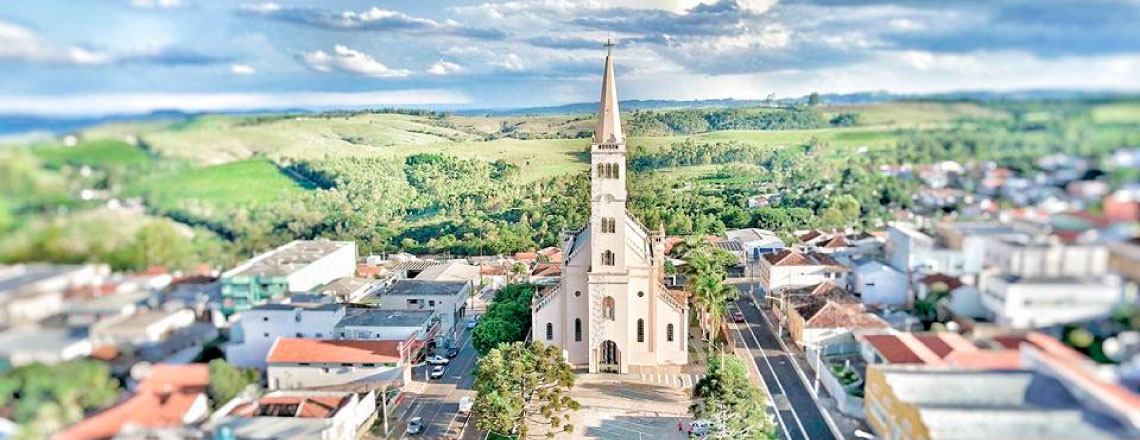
[599, 340, 620, 373]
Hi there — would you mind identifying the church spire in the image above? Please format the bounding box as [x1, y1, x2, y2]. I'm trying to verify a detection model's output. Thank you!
[594, 39, 623, 145]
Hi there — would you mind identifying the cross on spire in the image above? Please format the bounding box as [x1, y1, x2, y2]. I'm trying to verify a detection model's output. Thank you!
[604, 37, 616, 55]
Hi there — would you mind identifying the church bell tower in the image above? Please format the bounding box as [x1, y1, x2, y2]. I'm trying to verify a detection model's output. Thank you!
[589, 40, 627, 274]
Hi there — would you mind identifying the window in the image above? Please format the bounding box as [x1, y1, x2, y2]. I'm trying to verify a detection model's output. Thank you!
[299, 363, 310, 366]
[602, 250, 615, 266]
[295, 333, 303, 338]
[294, 311, 302, 323]
[613, 163, 620, 178]
[574, 290, 581, 297]
[429, 300, 436, 307]
[341, 363, 353, 367]
[603, 296, 615, 320]
[637, 291, 644, 298]
[574, 318, 582, 342]
[315, 333, 323, 338]
[597, 164, 604, 178]
[637, 319, 645, 343]
[263, 332, 269, 338]
[601, 218, 616, 233]
[546, 323, 554, 340]
[262, 316, 269, 322]
[362, 363, 376, 367]
[667, 324, 675, 342]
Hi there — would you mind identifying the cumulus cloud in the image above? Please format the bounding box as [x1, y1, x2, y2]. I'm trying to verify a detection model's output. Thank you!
[239, 3, 507, 39]
[0, 21, 113, 65]
[231, 64, 256, 75]
[426, 59, 465, 75]
[299, 45, 410, 77]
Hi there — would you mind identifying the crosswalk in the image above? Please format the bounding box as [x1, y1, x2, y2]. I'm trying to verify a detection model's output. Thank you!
[636, 372, 705, 389]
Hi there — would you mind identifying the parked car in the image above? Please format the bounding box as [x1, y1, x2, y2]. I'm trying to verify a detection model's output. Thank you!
[458, 396, 474, 414]
[426, 354, 449, 365]
[447, 347, 459, 358]
[430, 365, 446, 379]
[406, 417, 424, 435]
[467, 319, 477, 329]
[732, 311, 746, 323]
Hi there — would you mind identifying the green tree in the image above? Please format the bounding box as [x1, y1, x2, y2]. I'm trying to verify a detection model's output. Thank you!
[474, 341, 580, 439]
[472, 284, 538, 355]
[207, 359, 260, 407]
[0, 360, 121, 438]
[692, 355, 776, 439]
[807, 92, 820, 106]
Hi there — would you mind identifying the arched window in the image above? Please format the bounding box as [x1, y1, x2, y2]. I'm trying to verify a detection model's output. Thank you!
[546, 322, 553, 341]
[637, 319, 645, 343]
[574, 318, 582, 342]
[601, 218, 616, 233]
[613, 163, 620, 178]
[597, 164, 604, 178]
[603, 296, 615, 320]
[667, 323, 675, 342]
[602, 250, 615, 266]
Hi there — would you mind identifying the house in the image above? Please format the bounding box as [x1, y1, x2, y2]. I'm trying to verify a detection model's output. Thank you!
[773, 282, 889, 347]
[363, 280, 471, 338]
[226, 303, 438, 370]
[0, 264, 108, 327]
[1109, 240, 1140, 297]
[982, 275, 1123, 329]
[208, 390, 376, 440]
[313, 277, 383, 303]
[858, 332, 1022, 369]
[56, 364, 209, 440]
[479, 264, 510, 291]
[0, 327, 92, 367]
[724, 228, 785, 260]
[757, 249, 849, 293]
[413, 262, 481, 285]
[1104, 184, 1140, 222]
[220, 240, 357, 315]
[934, 221, 1019, 278]
[815, 234, 851, 254]
[266, 338, 411, 391]
[851, 261, 908, 307]
[88, 308, 196, 347]
[529, 263, 562, 285]
[513, 247, 563, 265]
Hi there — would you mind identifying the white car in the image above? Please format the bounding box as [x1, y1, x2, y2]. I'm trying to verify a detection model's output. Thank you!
[430, 365, 446, 379]
[426, 354, 450, 365]
[458, 396, 474, 414]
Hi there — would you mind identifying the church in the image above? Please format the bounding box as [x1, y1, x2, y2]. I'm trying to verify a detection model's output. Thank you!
[531, 46, 689, 373]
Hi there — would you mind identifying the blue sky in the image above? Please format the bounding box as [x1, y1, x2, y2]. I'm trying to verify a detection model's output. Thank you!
[2, 0, 1139, 115]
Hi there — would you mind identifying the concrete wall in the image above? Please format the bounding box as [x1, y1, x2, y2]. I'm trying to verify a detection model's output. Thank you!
[268, 362, 406, 390]
[226, 307, 344, 369]
[983, 276, 1122, 328]
[986, 241, 1109, 279]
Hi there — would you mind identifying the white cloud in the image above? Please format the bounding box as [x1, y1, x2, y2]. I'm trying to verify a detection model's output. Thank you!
[231, 64, 256, 75]
[0, 21, 113, 65]
[0, 90, 472, 117]
[299, 45, 410, 77]
[131, 0, 186, 8]
[240, 2, 281, 13]
[454, 0, 776, 17]
[426, 60, 465, 75]
[489, 53, 526, 71]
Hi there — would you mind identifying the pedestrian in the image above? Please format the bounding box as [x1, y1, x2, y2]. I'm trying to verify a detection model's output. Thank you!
[678, 420, 683, 432]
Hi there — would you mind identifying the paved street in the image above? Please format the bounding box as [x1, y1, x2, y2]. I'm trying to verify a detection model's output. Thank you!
[381, 320, 480, 439]
[728, 281, 838, 440]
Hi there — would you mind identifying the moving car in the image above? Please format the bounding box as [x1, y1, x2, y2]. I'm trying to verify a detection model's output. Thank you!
[447, 347, 459, 358]
[732, 311, 746, 323]
[426, 354, 449, 365]
[430, 365, 446, 379]
[406, 417, 424, 435]
[467, 319, 477, 329]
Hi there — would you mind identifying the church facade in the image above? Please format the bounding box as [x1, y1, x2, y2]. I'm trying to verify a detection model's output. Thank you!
[531, 48, 689, 373]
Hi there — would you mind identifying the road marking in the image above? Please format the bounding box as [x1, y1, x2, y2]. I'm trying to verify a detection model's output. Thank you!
[733, 297, 809, 440]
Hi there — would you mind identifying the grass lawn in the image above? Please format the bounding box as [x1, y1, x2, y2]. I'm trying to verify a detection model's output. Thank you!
[129, 158, 311, 215]
[32, 139, 153, 170]
[1091, 103, 1140, 124]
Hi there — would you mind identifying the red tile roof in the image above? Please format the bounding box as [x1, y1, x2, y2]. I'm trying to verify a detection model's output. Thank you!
[764, 249, 811, 266]
[531, 263, 562, 277]
[799, 230, 824, 243]
[231, 395, 350, 419]
[862, 334, 927, 364]
[821, 234, 849, 248]
[55, 364, 209, 440]
[267, 339, 402, 364]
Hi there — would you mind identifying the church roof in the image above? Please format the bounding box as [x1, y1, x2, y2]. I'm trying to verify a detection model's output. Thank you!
[594, 47, 623, 144]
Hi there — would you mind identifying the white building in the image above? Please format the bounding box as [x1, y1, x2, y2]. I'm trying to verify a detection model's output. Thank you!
[220, 240, 357, 314]
[226, 303, 437, 370]
[985, 236, 1109, 280]
[982, 275, 1123, 328]
[530, 48, 688, 373]
[266, 338, 411, 391]
[0, 264, 108, 327]
[208, 390, 376, 440]
[366, 280, 470, 339]
[757, 249, 849, 294]
[852, 261, 909, 307]
[725, 228, 786, 261]
[887, 223, 965, 276]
